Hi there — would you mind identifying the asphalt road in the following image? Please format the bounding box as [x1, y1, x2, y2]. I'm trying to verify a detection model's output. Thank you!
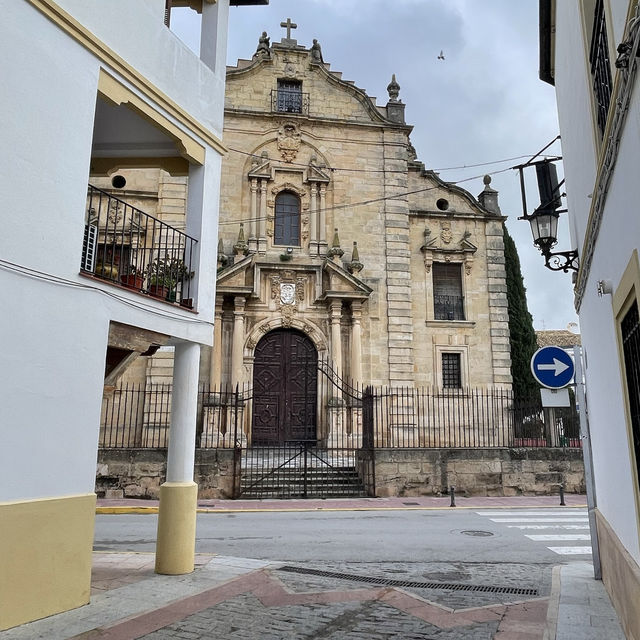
[94, 507, 591, 565]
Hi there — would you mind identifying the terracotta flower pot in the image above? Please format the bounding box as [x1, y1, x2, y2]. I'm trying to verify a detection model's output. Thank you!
[120, 274, 144, 289]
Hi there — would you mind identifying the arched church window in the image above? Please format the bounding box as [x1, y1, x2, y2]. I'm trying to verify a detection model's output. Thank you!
[274, 191, 300, 246]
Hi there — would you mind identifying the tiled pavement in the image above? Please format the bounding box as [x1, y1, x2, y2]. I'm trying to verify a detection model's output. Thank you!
[1, 496, 627, 639]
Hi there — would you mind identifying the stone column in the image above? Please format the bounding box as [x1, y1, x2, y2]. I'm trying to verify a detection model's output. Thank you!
[310, 182, 318, 255]
[156, 341, 200, 575]
[249, 178, 258, 252]
[351, 301, 363, 384]
[209, 296, 224, 391]
[319, 184, 327, 253]
[329, 300, 343, 378]
[231, 296, 246, 387]
[259, 179, 267, 253]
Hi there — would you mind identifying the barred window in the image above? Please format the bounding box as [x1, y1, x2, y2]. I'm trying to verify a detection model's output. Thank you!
[433, 262, 465, 320]
[621, 300, 640, 494]
[442, 353, 462, 389]
[277, 80, 302, 113]
[274, 191, 300, 246]
[589, 0, 613, 138]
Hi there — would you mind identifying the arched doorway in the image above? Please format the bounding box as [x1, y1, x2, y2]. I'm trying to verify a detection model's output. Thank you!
[252, 329, 317, 445]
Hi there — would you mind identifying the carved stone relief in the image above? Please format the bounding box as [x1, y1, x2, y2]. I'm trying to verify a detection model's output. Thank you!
[277, 122, 301, 163]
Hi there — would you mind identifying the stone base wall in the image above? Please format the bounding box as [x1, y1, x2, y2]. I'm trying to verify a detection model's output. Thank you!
[373, 448, 585, 497]
[96, 447, 584, 500]
[96, 449, 236, 500]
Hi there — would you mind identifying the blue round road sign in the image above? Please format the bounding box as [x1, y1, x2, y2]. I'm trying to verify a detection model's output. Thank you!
[530, 346, 575, 389]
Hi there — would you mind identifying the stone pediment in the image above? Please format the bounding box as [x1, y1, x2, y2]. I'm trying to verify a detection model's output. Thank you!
[216, 255, 253, 294]
[420, 225, 478, 275]
[321, 259, 372, 300]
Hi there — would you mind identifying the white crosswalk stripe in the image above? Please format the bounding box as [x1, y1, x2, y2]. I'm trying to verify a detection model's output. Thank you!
[475, 508, 592, 556]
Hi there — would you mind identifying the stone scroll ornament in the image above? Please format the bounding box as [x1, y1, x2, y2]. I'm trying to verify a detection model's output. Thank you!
[277, 122, 301, 163]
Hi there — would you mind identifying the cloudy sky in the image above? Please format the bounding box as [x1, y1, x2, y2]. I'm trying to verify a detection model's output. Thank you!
[172, 0, 578, 331]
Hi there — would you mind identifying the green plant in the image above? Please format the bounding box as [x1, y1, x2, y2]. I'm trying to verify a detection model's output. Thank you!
[146, 255, 194, 290]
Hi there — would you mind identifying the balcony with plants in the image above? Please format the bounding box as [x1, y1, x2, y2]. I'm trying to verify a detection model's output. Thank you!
[81, 185, 196, 308]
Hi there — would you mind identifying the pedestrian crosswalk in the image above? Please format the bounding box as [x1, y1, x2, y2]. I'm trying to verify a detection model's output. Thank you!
[475, 509, 592, 556]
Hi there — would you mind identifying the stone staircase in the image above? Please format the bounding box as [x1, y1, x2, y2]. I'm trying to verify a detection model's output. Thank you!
[239, 449, 366, 498]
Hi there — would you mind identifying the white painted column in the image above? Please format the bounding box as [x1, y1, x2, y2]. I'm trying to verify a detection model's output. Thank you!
[351, 301, 363, 384]
[319, 184, 327, 253]
[200, 0, 230, 76]
[231, 296, 246, 386]
[259, 179, 267, 253]
[156, 341, 200, 575]
[330, 300, 343, 378]
[310, 182, 318, 255]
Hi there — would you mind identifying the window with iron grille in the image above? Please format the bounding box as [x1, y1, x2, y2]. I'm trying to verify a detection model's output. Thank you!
[277, 80, 303, 113]
[589, 0, 613, 138]
[274, 191, 300, 246]
[442, 353, 462, 389]
[433, 262, 465, 320]
[621, 300, 640, 495]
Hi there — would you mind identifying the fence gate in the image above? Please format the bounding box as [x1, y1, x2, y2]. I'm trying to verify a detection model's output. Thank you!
[201, 362, 375, 499]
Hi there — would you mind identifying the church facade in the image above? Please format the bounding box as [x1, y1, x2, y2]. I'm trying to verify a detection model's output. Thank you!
[211, 26, 512, 412]
[109, 24, 513, 447]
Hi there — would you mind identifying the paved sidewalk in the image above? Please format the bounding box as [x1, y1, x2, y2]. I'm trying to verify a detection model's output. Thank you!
[1, 497, 626, 639]
[96, 493, 588, 513]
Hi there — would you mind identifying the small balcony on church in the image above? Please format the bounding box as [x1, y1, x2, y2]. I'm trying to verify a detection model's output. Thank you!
[80, 184, 197, 308]
[272, 85, 310, 115]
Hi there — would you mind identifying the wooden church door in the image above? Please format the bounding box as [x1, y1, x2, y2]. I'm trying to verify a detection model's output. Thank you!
[251, 329, 317, 445]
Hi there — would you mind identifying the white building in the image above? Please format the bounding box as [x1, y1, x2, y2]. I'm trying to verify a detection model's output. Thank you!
[539, 1, 640, 637]
[0, 0, 265, 630]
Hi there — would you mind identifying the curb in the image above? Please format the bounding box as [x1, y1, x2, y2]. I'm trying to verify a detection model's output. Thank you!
[96, 503, 588, 515]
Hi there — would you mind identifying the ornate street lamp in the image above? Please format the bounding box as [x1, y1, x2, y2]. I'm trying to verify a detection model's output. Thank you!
[515, 145, 579, 273]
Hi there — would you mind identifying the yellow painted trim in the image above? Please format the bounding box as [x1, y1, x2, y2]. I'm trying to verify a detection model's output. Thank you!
[596, 508, 640, 640]
[612, 249, 640, 547]
[26, 0, 227, 157]
[96, 503, 587, 515]
[0, 493, 96, 630]
[155, 482, 198, 575]
[98, 70, 205, 165]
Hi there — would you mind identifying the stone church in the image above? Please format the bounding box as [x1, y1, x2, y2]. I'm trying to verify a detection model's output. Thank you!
[110, 23, 512, 445]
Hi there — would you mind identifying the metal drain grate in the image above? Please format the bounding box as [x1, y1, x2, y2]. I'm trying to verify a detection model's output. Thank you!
[277, 566, 539, 596]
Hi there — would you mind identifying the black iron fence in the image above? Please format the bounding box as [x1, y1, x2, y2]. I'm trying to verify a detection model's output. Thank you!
[99, 379, 581, 450]
[81, 185, 197, 307]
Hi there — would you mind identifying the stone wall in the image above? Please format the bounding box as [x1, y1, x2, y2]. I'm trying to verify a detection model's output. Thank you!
[96, 449, 236, 500]
[97, 447, 584, 500]
[373, 448, 585, 497]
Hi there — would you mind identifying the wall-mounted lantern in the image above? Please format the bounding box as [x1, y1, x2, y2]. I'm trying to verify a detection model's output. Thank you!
[514, 138, 579, 273]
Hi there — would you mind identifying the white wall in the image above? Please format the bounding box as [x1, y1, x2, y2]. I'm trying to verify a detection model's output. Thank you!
[57, 0, 226, 137]
[552, 0, 640, 563]
[553, 1, 599, 253]
[0, 1, 225, 503]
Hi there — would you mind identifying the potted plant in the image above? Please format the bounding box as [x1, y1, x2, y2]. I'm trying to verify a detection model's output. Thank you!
[120, 264, 144, 290]
[146, 255, 194, 301]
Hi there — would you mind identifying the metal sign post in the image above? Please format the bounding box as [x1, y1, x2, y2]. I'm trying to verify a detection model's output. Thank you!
[573, 345, 602, 580]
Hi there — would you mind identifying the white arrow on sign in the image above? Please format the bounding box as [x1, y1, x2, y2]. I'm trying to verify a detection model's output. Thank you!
[537, 358, 570, 377]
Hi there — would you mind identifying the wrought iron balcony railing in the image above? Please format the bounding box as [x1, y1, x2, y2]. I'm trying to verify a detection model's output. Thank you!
[271, 89, 310, 115]
[589, 0, 613, 138]
[434, 294, 465, 321]
[80, 185, 197, 307]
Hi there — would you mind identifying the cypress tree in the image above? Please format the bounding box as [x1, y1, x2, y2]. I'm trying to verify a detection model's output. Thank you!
[503, 224, 539, 399]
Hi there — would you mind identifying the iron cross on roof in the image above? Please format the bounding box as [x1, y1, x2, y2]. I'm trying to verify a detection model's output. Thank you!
[280, 17, 297, 40]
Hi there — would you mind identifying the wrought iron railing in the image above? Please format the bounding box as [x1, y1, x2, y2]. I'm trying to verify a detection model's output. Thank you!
[434, 294, 465, 321]
[99, 379, 581, 450]
[81, 185, 197, 307]
[589, 0, 613, 138]
[271, 89, 310, 114]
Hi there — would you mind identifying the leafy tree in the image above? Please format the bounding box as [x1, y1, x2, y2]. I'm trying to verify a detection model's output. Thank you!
[503, 225, 539, 399]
